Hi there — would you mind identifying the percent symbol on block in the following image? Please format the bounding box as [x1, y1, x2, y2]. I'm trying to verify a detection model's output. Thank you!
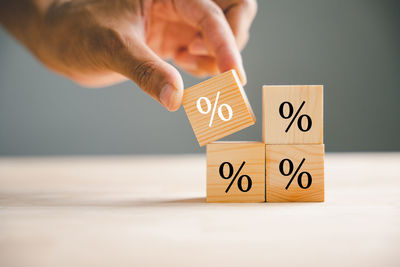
[279, 158, 312, 190]
[279, 101, 312, 132]
[196, 91, 233, 127]
[219, 161, 252, 193]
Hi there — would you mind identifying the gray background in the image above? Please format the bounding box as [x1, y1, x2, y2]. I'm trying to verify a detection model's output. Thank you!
[0, 0, 399, 156]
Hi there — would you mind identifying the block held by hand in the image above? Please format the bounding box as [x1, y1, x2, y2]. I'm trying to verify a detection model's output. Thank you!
[183, 70, 256, 146]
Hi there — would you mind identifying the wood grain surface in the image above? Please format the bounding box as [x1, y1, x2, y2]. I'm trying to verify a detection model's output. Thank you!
[263, 85, 323, 144]
[207, 142, 265, 202]
[183, 70, 256, 146]
[266, 144, 324, 202]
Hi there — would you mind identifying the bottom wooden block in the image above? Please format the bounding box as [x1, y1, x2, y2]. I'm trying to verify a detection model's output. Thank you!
[207, 142, 265, 203]
[266, 144, 324, 202]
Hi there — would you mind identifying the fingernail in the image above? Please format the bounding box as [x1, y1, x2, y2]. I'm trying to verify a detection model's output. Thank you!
[189, 38, 209, 56]
[179, 60, 197, 71]
[236, 64, 247, 86]
[160, 84, 182, 112]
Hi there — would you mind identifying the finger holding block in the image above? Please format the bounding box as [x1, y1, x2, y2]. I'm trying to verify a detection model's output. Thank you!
[183, 70, 256, 147]
[263, 85, 323, 144]
[266, 144, 324, 202]
[207, 142, 265, 203]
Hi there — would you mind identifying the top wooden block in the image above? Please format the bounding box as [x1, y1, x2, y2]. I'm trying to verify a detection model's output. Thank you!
[183, 70, 256, 146]
[263, 85, 323, 144]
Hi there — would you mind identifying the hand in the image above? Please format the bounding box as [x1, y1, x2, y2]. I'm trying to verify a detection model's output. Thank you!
[0, 0, 257, 111]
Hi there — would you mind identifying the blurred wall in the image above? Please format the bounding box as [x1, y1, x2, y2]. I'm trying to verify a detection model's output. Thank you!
[0, 0, 399, 156]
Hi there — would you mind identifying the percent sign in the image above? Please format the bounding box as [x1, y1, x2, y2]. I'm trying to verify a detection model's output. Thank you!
[279, 101, 312, 132]
[219, 161, 252, 193]
[196, 91, 233, 127]
[279, 158, 312, 190]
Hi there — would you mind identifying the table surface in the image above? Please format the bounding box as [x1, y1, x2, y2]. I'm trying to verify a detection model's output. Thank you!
[0, 153, 399, 267]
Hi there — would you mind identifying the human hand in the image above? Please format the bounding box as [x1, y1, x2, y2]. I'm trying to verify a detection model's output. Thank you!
[1, 0, 257, 111]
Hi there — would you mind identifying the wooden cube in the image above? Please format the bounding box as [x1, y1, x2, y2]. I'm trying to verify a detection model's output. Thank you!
[265, 144, 324, 202]
[183, 70, 256, 146]
[263, 85, 323, 144]
[207, 142, 265, 202]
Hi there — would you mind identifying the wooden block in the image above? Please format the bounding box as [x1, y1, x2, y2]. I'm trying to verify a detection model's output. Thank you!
[207, 142, 265, 202]
[263, 85, 323, 144]
[266, 144, 324, 202]
[183, 70, 256, 146]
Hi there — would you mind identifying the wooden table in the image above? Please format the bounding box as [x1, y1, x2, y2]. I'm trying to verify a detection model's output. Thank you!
[0, 153, 399, 267]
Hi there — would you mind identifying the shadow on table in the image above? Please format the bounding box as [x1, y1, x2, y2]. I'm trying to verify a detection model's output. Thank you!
[0, 193, 207, 208]
[0, 193, 322, 208]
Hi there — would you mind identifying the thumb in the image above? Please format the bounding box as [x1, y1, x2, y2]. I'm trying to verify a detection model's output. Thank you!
[111, 40, 183, 112]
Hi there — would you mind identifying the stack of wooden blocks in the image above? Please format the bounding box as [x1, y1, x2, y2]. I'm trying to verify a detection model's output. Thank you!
[183, 70, 324, 203]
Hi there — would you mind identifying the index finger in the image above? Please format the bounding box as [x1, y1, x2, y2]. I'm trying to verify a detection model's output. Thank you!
[214, 0, 258, 50]
[174, 0, 247, 85]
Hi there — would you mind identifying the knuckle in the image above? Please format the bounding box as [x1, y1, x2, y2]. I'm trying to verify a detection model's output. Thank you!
[248, 0, 258, 17]
[241, 0, 258, 17]
[199, 4, 225, 27]
[209, 4, 225, 18]
[134, 60, 158, 88]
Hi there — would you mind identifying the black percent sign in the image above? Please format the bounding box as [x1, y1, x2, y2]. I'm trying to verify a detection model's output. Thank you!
[279, 101, 312, 132]
[219, 161, 252, 193]
[279, 158, 312, 190]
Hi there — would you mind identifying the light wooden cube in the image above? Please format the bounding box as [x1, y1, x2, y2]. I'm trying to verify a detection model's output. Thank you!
[183, 70, 256, 146]
[263, 85, 323, 144]
[207, 142, 265, 203]
[265, 144, 324, 202]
